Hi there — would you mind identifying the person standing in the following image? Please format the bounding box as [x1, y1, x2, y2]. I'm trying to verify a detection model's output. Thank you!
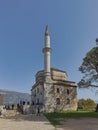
[37, 105, 40, 116]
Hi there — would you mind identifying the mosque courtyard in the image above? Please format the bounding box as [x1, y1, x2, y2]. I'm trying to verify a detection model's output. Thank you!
[0, 110, 98, 130]
[0, 111, 54, 130]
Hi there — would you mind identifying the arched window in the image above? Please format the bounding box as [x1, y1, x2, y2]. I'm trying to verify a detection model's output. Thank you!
[66, 98, 70, 104]
[57, 88, 60, 93]
[32, 101, 34, 105]
[37, 98, 39, 105]
[56, 98, 60, 105]
[37, 88, 39, 93]
[34, 90, 36, 96]
[67, 89, 70, 95]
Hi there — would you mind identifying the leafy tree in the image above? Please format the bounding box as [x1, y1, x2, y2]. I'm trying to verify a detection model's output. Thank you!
[78, 98, 96, 110]
[78, 99, 86, 109]
[86, 98, 96, 108]
[78, 39, 98, 88]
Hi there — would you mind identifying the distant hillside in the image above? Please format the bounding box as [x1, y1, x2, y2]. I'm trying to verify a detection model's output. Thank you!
[0, 89, 31, 105]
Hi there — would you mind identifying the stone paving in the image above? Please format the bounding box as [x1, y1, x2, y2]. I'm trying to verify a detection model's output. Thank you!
[0, 114, 55, 130]
[0, 110, 98, 130]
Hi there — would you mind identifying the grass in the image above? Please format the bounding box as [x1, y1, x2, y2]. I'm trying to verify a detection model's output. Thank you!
[44, 111, 98, 126]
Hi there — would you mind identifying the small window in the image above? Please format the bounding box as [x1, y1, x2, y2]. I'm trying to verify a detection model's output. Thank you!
[34, 90, 36, 96]
[57, 88, 60, 93]
[66, 98, 70, 104]
[37, 98, 39, 105]
[32, 101, 34, 105]
[67, 89, 70, 95]
[40, 92, 42, 95]
[56, 98, 60, 105]
[37, 88, 39, 93]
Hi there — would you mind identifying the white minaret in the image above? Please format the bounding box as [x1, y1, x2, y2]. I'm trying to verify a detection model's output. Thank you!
[43, 25, 52, 81]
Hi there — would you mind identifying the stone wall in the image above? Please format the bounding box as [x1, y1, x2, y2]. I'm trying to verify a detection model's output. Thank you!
[31, 68, 77, 112]
[43, 83, 77, 112]
[53, 84, 77, 111]
[32, 84, 44, 105]
[44, 82, 54, 112]
[51, 68, 67, 81]
[0, 95, 3, 105]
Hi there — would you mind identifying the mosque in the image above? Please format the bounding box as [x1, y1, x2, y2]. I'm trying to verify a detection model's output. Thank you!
[31, 26, 77, 112]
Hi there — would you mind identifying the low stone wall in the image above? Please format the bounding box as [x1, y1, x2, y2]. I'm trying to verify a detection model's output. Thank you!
[30, 105, 44, 114]
[22, 104, 43, 115]
[0, 105, 6, 117]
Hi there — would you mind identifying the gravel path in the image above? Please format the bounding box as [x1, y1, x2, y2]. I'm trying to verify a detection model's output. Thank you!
[1, 111, 98, 130]
[0, 114, 55, 130]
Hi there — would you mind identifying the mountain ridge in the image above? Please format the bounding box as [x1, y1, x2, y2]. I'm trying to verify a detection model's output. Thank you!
[0, 89, 31, 105]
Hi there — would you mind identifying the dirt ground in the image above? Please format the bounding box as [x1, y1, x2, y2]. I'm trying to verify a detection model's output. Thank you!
[56, 118, 98, 130]
[0, 110, 55, 130]
[0, 110, 98, 130]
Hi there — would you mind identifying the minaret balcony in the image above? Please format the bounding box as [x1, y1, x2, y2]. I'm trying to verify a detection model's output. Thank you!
[42, 47, 52, 53]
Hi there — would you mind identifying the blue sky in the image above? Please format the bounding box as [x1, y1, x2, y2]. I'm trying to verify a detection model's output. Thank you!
[0, 0, 98, 100]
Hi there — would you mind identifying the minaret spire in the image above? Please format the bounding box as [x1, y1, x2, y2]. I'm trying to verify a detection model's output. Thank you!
[45, 25, 50, 36]
[43, 25, 52, 82]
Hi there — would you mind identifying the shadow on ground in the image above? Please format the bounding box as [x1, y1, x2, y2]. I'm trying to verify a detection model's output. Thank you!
[56, 118, 98, 130]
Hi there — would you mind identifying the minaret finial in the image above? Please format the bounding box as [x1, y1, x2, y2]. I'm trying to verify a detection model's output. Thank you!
[45, 25, 50, 36]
